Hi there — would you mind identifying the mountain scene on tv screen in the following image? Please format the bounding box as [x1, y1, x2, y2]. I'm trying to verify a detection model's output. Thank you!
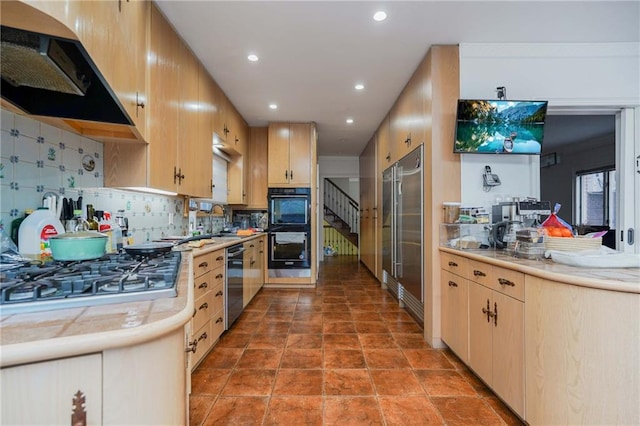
[455, 100, 547, 154]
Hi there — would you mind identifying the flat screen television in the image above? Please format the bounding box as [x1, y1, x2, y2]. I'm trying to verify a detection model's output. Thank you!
[454, 99, 548, 154]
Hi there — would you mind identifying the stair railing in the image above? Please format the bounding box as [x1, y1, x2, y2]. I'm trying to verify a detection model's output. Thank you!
[324, 178, 359, 234]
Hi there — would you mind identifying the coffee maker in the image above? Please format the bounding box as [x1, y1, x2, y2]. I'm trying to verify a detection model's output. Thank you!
[491, 202, 520, 224]
[489, 200, 551, 249]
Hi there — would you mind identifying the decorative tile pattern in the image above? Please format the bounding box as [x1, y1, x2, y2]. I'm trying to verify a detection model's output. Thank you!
[190, 256, 525, 426]
[0, 109, 224, 241]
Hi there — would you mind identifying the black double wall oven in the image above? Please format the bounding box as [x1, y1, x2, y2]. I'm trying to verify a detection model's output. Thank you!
[267, 187, 311, 278]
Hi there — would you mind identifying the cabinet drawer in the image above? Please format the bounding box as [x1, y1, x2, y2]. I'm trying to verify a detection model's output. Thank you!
[212, 266, 225, 288]
[193, 291, 214, 331]
[212, 282, 224, 314]
[194, 270, 212, 300]
[467, 259, 493, 287]
[190, 320, 212, 369]
[193, 253, 214, 278]
[489, 266, 525, 302]
[440, 252, 467, 277]
[211, 310, 225, 341]
[212, 249, 225, 270]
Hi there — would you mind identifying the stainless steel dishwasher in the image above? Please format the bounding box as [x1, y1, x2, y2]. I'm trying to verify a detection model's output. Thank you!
[225, 244, 245, 329]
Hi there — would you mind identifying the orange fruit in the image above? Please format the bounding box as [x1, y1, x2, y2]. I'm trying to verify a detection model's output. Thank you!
[547, 227, 562, 237]
[560, 227, 573, 237]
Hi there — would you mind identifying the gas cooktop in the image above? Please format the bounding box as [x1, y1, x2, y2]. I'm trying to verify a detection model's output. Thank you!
[0, 251, 182, 315]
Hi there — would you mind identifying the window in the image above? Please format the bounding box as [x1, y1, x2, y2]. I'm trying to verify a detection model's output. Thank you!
[576, 167, 616, 228]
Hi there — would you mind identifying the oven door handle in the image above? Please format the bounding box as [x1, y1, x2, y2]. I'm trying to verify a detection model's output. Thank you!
[227, 247, 246, 258]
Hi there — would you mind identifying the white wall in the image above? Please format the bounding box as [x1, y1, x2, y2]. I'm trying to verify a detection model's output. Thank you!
[459, 42, 640, 214]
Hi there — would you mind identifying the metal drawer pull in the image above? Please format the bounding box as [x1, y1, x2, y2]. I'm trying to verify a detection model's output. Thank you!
[473, 269, 486, 277]
[216, 290, 223, 297]
[448, 280, 458, 287]
[198, 282, 208, 289]
[199, 302, 208, 311]
[185, 339, 198, 353]
[216, 256, 224, 261]
[216, 273, 224, 279]
[448, 261, 458, 267]
[198, 332, 208, 341]
[216, 317, 224, 324]
[198, 261, 209, 268]
[498, 278, 515, 287]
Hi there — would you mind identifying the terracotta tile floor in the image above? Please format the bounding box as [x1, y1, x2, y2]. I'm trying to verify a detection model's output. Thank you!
[190, 255, 524, 425]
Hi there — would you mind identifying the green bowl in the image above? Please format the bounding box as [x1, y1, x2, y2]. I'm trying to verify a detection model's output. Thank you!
[49, 231, 108, 261]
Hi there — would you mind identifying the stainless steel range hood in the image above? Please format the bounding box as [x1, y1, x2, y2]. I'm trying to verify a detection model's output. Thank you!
[1, 25, 133, 125]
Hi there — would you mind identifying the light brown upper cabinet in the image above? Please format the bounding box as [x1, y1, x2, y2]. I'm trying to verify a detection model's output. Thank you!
[227, 104, 249, 205]
[246, 127, 268, 209]
[268, 122, 314, 187]
[103, 3, 211, 198]
[212, 84, 229, 143]
[390, 58, 426, 163]
[145, 3, 180, 192]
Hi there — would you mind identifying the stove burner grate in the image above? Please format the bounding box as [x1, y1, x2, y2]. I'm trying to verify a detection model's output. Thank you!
[0, 251, 182, 314]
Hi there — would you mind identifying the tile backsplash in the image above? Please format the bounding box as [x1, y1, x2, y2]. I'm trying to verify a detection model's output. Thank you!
[1, 109, 223, 246]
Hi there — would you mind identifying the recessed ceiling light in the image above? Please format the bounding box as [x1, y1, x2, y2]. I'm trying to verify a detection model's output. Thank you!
[269, 104, 278, 110]
[373, 11, 387, 21]
[346, 118, 354, 124]
[248, 54, 259, 62]
[355, 83, 365, 91]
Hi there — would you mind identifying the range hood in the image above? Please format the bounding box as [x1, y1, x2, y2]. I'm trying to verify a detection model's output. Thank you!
[1, 25, 133, 125]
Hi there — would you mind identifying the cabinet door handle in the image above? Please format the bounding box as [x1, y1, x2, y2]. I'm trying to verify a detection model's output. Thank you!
[198, 282, 208, 289]
[71, 390, 87, 426]
[481, 299, 492, 322]
[290, 170, 294, 179]
[498, 278, 515, 287]
[216, 290, 223, 297]
[386, 153, 391, 161]
[198, 332, 208, 342]
[473, 269, 486, 277]
[493, 302, 498, 326]
[448, 280, 458, 287]
[448, 261, 458, 267]
[250, 244, 255, 248]
[285, 170, 289, 179]
[199, 302, 209, 311]
[198, 261, 209, 268]
[216, 273, 224, 279]
[216, 317, 224, 324]
[216, 256, 224, 261]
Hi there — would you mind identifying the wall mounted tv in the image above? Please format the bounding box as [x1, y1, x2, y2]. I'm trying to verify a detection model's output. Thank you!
[454, 99, 548, 154]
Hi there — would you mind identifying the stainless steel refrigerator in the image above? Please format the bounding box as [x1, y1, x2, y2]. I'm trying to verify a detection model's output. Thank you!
[382, 145, 424, 323]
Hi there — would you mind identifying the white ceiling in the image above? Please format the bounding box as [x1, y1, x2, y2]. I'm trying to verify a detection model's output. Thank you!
[155, 1, 639, 157]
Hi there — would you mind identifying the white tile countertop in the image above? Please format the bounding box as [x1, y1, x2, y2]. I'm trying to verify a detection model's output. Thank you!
[439, 247, 640, 294]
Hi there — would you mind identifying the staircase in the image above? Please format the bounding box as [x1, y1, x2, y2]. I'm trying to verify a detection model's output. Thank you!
[323, 179, 359, 248]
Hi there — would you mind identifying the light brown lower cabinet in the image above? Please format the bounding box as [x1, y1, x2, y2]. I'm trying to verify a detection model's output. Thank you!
[243, 236, 265, 307]
[190, 249, 226, 370]
[1, 327, 189, 425]
[440, 252, 524, 419]
[525, 275, 640, 425]
[441, 249, 640, 425]
[440, 269, 469, 363]
[468, 280, 524, 418]
[1, 354, 102, 425]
